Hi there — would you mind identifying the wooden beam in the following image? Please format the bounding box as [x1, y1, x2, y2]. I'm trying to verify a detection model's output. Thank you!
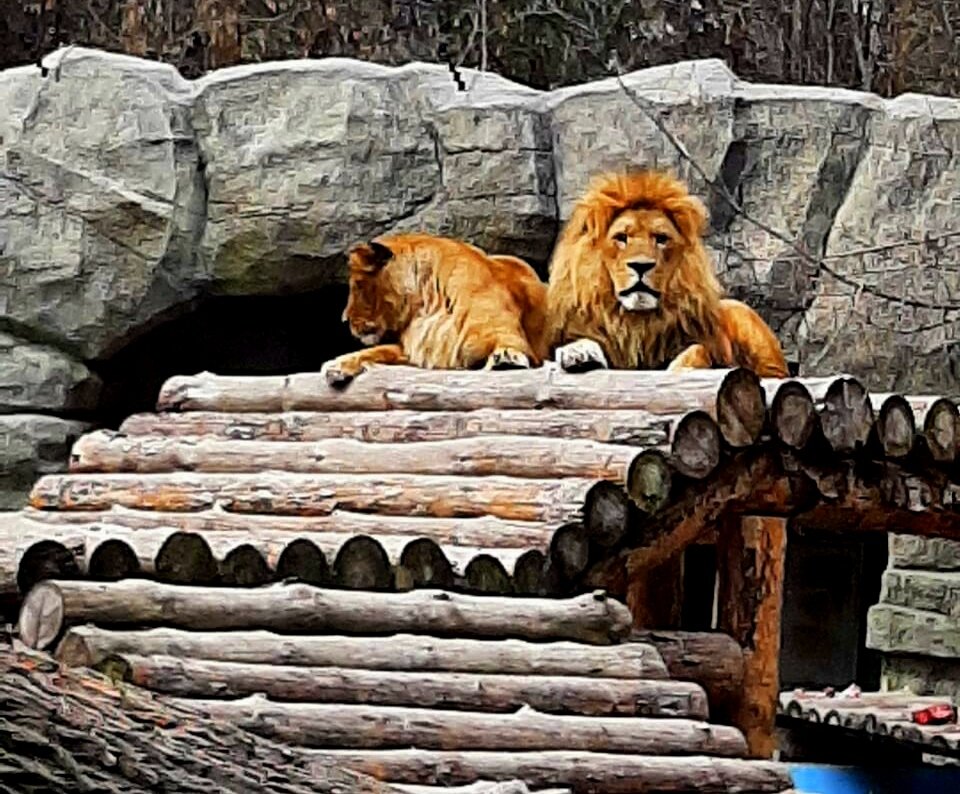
[716, 516, 788, 759]
[69, 432, 638, 481]
[301, 749, 795, 793]
[28, 471, 593, 523]
[181, 697, 749, 756]
[56, 627, 670, 679]
[19, 580, 634, 651]
[96, 653, 709, 718]
[158, 366, 836, 414]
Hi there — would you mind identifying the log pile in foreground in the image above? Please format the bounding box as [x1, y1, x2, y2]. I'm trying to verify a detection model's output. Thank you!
[0, 640, 404, 794]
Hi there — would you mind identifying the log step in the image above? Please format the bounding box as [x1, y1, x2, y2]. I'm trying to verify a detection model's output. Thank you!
[182, 697, 749, 756]
[299, 749, 796, 794]
[18, 579, 635, 652]
[119, 408, 675, 447]
[28, 472, 594, 523]
[69, 432, 641, 481]
[56, 626, 671, 680]
[97, 653, 710, 718]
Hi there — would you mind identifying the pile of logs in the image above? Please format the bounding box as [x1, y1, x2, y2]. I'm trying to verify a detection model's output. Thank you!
[9, 364, 960, 606]
[10, 576, 796, 793]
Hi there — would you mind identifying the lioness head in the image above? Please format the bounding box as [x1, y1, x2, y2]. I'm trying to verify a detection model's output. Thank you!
[343, 240, 398, 345]
[570, 170, 713, 314]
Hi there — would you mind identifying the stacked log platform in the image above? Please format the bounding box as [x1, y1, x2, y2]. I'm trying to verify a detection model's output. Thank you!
[9, 576, 795, 793]
[8, 365, 960, 605]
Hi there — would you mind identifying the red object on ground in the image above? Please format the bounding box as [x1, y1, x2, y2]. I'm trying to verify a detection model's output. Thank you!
[911, 704, 957, 725]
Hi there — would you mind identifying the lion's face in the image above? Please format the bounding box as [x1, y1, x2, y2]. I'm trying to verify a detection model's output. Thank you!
[603, 207, 683, 313]
[343, 241, 397, 345]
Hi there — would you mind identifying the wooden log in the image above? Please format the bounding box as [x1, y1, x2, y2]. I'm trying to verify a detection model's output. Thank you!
[121, 408, 675, 447]
[582, 481, 633, 550]
[21, 506, 559, 551]
[397, 538, 455, 590]
[155, 530, 219, 584]
[219, 543, 272, 586]
[56, 627, 670, 679]
[625, 451, 672, 515]
[715, 369, 767, 448]
[464, 554, 514, 595]
[69, 432, 638, 481]
[670, 411, 722, 480]
[29, 472, 593, 523]
[819, 377, 874, 454]
[716, 516, 788, 759]
[97, 653, 710, 718]
[334, 536, 394, 590]
[513, 550, 549, 596]
[549, 523, 591, 583]
[303, 749, 795, 793]
[0, 644, 404, 794]
[876, 395, 916, 459]
[922, 397, 959, 463]
[630, 631, 745, 719]
[87, 539, 141, 581]
[393, 781, 569, 794]
[769, 382, 817, 450]
[184, 697, 749, 756]
[276, 538, 330, 585]
[158, 367, 842, 414]
[613, 451, 813, 592]
[20, 579, 635, 651]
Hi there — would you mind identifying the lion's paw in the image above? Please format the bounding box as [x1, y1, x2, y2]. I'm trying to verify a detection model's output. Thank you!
[485, 347, 531, 371]
[321, 357, 362, 389]
[555, 339, 609, 373]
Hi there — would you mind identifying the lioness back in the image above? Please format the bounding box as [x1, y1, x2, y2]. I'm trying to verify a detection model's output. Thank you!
[342, 232, 548, 371]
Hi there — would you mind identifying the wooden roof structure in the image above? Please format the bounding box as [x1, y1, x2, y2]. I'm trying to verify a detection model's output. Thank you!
[6, 362, 960, 791]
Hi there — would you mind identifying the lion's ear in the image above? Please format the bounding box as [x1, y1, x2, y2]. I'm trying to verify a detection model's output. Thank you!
[665, 195, 709, 242]
[349, 240, 394, 270]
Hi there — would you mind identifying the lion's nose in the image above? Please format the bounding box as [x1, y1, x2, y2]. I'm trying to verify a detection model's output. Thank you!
[627, 259, 656, 277]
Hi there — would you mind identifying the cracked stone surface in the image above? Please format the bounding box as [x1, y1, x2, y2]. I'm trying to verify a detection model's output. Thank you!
[0, 414, 88, 510]
[0, 332, 101, 414]
[3, 47, 960, 393]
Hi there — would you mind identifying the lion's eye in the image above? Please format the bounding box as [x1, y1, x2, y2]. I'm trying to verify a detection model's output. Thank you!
[653, 233, 669, 246]
[612, 232, 628, 246]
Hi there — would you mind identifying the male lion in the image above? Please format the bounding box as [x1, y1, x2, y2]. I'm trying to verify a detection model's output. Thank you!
[321, 233, 548, 386]
[545, 169, 789, 378]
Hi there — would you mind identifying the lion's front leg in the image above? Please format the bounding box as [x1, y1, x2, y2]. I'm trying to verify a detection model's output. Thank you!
[321, 344, 408, 388]
[554, 339, 609, 373]
[666, 344, 714, 372]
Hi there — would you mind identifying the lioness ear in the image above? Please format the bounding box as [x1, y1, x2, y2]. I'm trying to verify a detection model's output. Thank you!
[664, 195, 708, 242]
[349, 240, 394, 270]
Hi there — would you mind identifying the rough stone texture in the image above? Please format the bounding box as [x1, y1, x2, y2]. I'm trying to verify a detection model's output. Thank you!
[0, 333, 101, 414]
[881, 655, 960, 705]
[890, 535, 960, 572]
[0, 415, 88, 510]
[878, 569, 960, 619]
[2, 47, 960, 391]
[867, 604, 960, 660]
[0, 48, 206, 361]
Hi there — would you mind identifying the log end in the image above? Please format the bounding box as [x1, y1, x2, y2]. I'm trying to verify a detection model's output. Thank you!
[877, 395, 916, 459]
[625, 450, 672, 515]
[670, 410, 722, 479]
[923, 397, 960, 463]
[716, 368, 767, 448]
[770, 381, 816, 450]
[17, 581, 66, 651]
[820, 377, 874, 454]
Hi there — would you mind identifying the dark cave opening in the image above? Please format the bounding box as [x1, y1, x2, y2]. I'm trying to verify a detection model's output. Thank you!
[91, 284, 361, 429]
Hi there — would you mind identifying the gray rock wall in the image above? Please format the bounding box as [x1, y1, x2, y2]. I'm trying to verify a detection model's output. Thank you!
[3, 46, 960, 507]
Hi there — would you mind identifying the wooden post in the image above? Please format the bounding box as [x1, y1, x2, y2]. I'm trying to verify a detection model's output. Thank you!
[716, 515, 788, 759]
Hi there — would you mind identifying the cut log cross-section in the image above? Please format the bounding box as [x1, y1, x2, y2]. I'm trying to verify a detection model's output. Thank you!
[19, 579, 635, 651]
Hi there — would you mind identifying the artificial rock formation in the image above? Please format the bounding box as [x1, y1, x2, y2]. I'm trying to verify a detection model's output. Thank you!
[3, 46, 960, 505]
